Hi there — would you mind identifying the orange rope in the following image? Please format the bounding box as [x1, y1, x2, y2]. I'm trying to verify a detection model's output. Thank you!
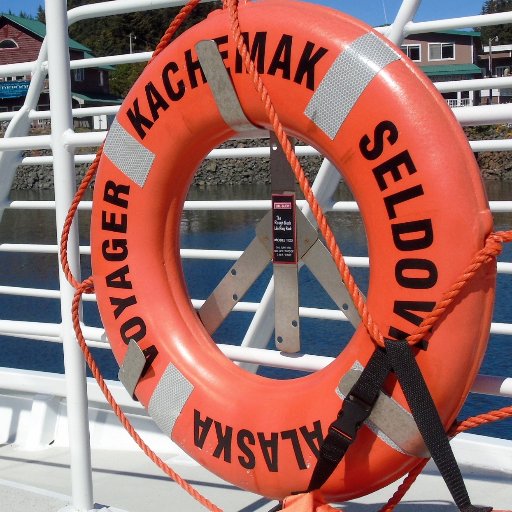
[60, 147, 102, 289]
[150, 0, 200, 64]
[71, 280, 222, 512]
[407, 231, 512, 345]
[61, 0, 200, 289]
[59, 0, 512, 510]
[224, 1, 512, 510]
[60, 2, 223, 511]
[452, 405, 512, 435]
[226, 0, 512, 351]
[377, 458, 429, 512]
[225, 0, 380, 346]
[378, 402, 512, 512]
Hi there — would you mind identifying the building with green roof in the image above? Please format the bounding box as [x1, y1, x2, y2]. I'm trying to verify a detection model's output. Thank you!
[400, 28, 484, 106]
[0, 12, 121, 125]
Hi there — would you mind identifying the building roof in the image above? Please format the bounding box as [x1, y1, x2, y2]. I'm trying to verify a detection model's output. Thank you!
[0, 13, 91, 53]
[71, 91, 123, 105]
[377, 24, 480, 38]
[434, 29, 480, 37]
[420, 63, 483, 77]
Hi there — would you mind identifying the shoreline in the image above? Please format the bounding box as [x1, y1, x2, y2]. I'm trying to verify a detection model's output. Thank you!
[9, 130, 512, 190]
[11, 140, 325, 190]
[10, 153, 512, 190]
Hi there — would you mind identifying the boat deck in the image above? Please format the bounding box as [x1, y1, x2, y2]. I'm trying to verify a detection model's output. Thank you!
[1, 434, 511, 512]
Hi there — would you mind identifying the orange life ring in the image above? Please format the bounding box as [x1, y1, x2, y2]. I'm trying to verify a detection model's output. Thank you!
[91, 0, 495, 501]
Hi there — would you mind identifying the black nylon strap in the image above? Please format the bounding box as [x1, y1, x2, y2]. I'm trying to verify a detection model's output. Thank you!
[307, 347, 390, 491]
[306, 339, 492, 512]
[384, 339, 492, 512]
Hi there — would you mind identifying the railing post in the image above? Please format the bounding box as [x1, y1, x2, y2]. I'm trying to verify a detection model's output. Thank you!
[385, 0, 422, 44]
[44, 0, 94, 510]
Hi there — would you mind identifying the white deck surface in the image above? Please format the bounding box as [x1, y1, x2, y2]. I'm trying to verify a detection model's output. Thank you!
[1, 436, 511, 512]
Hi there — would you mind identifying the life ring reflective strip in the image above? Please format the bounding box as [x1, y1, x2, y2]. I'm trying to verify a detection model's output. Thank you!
[91, 0, 495, 501]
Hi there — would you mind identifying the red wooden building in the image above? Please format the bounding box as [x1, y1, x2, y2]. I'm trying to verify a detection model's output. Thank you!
[0, 13, 121, 126]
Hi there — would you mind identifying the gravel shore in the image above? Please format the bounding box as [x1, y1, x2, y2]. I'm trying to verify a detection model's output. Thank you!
[9, 133, 512, 190]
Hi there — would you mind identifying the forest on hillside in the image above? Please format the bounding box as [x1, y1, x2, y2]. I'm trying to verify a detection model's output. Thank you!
[37, 0, 221, 96]
[67, 0, 221, 96]
[7, 0, 512, 97]
[480, 0, 512, 42]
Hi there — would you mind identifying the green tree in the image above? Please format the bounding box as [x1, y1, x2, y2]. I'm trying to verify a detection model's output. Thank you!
[480, 0, 512, 44]
[7, 9, 34, 19]
[36, 5, 45, 23]
[65, 0, 220, 97]
[109, 62, 146, 97]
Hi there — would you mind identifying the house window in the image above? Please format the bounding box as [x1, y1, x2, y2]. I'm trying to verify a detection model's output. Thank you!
[74, 68, 84, 82]
[428, 42, 455, 61]
[0, 39, 18, 49]
[400, 44, 421, 61]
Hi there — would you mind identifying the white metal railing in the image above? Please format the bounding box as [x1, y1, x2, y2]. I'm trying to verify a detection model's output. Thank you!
[1, 1, 512, 510]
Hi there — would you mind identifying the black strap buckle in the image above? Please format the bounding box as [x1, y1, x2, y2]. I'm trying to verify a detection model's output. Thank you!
[318, 393, 374, 464]
[307, 348, 390, 492]
[331, 394, 373, 440]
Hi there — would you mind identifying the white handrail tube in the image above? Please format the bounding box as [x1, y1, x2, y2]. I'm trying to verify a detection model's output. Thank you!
[45, 1, 94, 510]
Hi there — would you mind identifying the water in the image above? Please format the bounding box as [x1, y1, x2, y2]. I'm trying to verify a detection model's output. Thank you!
[0, 181, 511, 441]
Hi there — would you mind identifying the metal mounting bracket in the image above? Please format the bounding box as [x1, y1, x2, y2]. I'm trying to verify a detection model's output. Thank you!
[337, 366, 429, 458]
[196, 39, 264, 138]
[194, 40, 361, 354]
